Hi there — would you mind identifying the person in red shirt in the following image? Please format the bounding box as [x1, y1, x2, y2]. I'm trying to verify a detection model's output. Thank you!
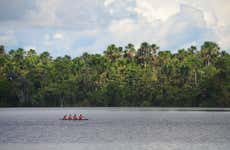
[63, 114, 68, 120]
[73, 114, 78, 120]
[78, 114, 84, 120]
[68, 114, 73, 120]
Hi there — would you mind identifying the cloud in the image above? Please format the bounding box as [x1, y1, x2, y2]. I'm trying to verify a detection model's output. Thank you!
[134, 0, 180, 22]
[104, 0, 115, 7]
[0, 0, 229, 56]
[216, 27, 230, 50]
[180, 0, 230, 26]
[104, 4, 214, 51]
[156, 4, 213, 50]
[105, 0, 230, 51]
[53, 33, 63, 39]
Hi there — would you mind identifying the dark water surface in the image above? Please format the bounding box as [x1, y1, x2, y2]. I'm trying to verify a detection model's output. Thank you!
[0, 108, 230, 150]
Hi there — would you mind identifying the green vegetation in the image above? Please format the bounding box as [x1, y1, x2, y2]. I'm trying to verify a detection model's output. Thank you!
[0, 42, 229, 107]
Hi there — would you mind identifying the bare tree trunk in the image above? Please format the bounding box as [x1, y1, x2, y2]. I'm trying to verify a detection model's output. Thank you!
[194, 70, 197, 86]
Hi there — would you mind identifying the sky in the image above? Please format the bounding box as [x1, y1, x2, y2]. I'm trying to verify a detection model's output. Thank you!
[0, 0, 230, 57]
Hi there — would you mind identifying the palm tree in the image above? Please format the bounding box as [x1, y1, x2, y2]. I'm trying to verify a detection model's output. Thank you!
[39, 51, 52, 65]
[157, 51, 172, 66]
[200, 41, 220, 66]
[150, 44, 159, 66]
[137, 42, 159, 67]
[124, 43, 136, 59]
[150, 44, 159, 56]
[188, 46, 197, 54]
[104, 44, 122, 62]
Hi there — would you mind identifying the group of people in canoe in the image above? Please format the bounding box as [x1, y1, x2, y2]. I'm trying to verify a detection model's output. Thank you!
[63, 114, 85, 120]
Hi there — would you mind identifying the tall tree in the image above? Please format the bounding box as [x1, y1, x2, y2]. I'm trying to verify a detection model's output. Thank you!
[200, 41, 220, 66]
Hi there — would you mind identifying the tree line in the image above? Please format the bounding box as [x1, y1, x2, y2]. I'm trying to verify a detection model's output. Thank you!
[0, 41, 229, 107]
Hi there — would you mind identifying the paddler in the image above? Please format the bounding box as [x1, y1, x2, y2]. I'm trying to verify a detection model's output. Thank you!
[78, 114, 84, 120]
[63, 114, 68, 120]
[73, 114, 78, 120]
[68, 114, 73, 120]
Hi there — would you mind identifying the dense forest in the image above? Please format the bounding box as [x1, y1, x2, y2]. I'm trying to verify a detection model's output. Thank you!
[0, 41, 229, 107]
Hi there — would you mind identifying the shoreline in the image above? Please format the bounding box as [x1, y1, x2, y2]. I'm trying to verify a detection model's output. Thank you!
[1, 107, 230, 111]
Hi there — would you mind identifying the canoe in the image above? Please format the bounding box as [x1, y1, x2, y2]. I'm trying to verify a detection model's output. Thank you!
[60, 118, 88, 121]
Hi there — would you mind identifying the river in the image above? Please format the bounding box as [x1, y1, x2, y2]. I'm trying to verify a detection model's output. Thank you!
[0, 107, 230, 150]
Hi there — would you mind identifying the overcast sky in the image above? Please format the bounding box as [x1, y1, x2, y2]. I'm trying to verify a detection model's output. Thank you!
[0, 0, 230, 56]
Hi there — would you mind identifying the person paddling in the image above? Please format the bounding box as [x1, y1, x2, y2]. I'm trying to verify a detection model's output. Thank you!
[78, 114, 84, 120]
[68, 114, 73, 120]
[63, 114, 68, 120]
[73, 114, 78, 120]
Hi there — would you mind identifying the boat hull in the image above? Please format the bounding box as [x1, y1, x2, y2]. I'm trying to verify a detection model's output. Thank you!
[60, 119, 88, 121]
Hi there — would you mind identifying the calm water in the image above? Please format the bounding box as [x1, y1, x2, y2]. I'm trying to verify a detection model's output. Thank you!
[0, 108, 230, 150]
